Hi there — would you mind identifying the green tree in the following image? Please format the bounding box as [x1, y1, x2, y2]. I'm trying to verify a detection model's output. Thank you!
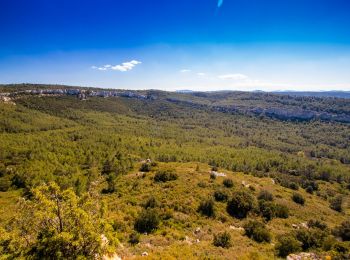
[227, 190, 256, 219]
[0, 182, 117, 258]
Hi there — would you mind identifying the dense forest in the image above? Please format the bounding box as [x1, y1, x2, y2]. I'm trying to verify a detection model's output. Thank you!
[0, 84, 349, 259]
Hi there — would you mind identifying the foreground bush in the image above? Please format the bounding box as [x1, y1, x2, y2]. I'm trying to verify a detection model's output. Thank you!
[198, 198, 215, 217]
[213, 231, 232, 248]
[0, 182, 117, 258]
[227, 190, 256, 219]
[154, 170, 178, 182]
[292, 192, 305, 205]
[243, 220, 271, 243]
[275, 235, 302, 257]
[134, 209, 160, 233]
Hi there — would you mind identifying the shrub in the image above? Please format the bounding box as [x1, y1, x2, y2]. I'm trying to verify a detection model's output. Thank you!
[330, 195, 343, 212]
[198, 198, 215, 217]
[258, 190, 274, 201]
[210, 172, 216, 180]
[134, 209, 160, 233]
[128, 232, 140, 245]
[143, 196, 158, 209]
[289, 182, 299, 190]
[305, 186, 314, 194]
[154, 170, 178, 182]
[214, 189, 229, 202]
[211, 166, 218, 172]
[275, 235, 302, 257]
[258, 200, 289, 220]
[243, 220, 271, 243]
[227, 190, 256, 219]
[295, 228, 328, 250]
[213, 231, 232, 248]
[259, 200, 276, 221]
[292, 192, 305, 205]
[333, 220, 350, 241]
[223, 178, 234, 188]
[308, 219, 327, 230]
[139, 163, 152, 172]
[274, 204, 289, 218]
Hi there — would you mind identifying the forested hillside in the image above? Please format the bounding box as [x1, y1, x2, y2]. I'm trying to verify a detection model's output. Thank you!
[0, 84, 349, 259]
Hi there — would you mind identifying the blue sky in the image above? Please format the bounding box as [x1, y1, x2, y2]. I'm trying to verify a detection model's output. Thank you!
[1, 0, 350, 91]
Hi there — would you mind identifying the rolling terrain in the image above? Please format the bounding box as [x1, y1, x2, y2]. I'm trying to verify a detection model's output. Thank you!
[0, 84, 349, 259]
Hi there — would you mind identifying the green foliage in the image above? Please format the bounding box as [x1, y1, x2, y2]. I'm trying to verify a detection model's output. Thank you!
[330, 195, 343, 212]
[258, 190, 274, 201]
[198, 198, 215, 217]
[292, 192, 305, 205]
[227, 190, 256, 219]
[243, 220, 271, 243]
[214, 189, 229, 202]
[139, 162, 152, 172]
[274, 204, 289, 218]
[0, 182, 116, 258]
[128, 232, 140, 245]
[275, 235, 302, 257]
[143, 196, 159, 209]
[134, 208, 160, 233]
[294, 228, 328, 250]
[213, 231, 232, 248]
[333, 220, 350, 241]
[308, 219, 328, 230]
[154, 170, 178, 182]
[223, 178, 234, 188]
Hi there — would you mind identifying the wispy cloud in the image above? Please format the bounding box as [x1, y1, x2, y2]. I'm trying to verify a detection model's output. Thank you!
[218, 73, 249, 80]
[197, 72, 206, 76]
[92, 60, 141, 72]
[180, 69, 191, 73]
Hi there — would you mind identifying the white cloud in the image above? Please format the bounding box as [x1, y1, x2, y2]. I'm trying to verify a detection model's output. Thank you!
[218, 73, 249, 80]
[197, 72, 206, 76]
[180, 69, 191, 73]
[92, 60, 141, 72]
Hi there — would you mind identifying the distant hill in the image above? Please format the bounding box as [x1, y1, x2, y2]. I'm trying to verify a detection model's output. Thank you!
[273, 90, 350, 99]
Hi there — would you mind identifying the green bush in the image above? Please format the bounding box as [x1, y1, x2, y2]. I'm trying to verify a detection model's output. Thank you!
[274, 204, 289, 218]
[295, 228, 328, 250]
[308, 219, 327, 230]
[289, 182, 299, 190]
[243, 220, 271, 243]
[213, 231, 232, 248]
[292, 192, 305, 205]
[198, 198, 215, 217]
[259, 200, 275, 221]
[330, 195, 343, 212]
[333, 220, 350, 241]
[128, 232, 140, 245]
[275, 235, 302, 257]
[139, 163, 152, 172]
[154, 170, 178, 182]
[258, 190, 274, 201]
[134, 209, 160, 233]
[214, 189, 229, 202]
[305, 186, 314, 194]
[223, 178, 234, 188]
[227, 190, 256, 219]
[143, 196, 158, 209]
